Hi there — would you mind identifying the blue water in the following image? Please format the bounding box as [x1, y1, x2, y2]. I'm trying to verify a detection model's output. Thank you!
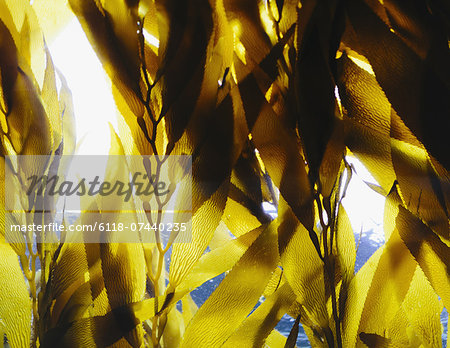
[442, 308, 448, 347]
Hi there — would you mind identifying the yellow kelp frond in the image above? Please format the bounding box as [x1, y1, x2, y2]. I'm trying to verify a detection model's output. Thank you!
[342, 247, 384, 347]
[222, 283, 297, 347]
[0, 242, 31, 348]
[277, 197, 329, 334]
[345, 0, 449, 170]
[177, 225, 264, 296]
[391, 139, 449, 240]
[401, 267, 442, 347]
[356, 223, 417, 342]
[169, 180, 228, 288]
[32, 0, 74, 44]
[180, 222, 279, 347]
[396, 206, 450, 311]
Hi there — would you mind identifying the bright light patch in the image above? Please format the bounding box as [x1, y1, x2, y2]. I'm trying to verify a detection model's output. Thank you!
[262, 202, 277, 218]
[143, 28, 159, 48]
[348, 55, 375, 75]
[334, 85, 342, 114]
[343, 156, 385, 243]
[49, 18, 118, 155]
[234, 41, 247, 64]
[265, 85, 273, 103]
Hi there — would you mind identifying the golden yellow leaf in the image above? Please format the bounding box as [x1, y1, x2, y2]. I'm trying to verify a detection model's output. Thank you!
[180, 221, 279, 347]
[223, 283, 296, 347]
[0, 242, 31, 348]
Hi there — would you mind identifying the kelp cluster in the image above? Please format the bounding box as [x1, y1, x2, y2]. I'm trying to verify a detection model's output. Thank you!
[0, 0, 449, 347]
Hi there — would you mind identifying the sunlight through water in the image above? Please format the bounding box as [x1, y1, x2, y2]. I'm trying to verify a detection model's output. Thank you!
[49, 18, 118, 155]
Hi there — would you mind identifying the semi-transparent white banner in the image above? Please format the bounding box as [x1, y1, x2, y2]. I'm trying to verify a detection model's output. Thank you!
[4, 155, 192, 243]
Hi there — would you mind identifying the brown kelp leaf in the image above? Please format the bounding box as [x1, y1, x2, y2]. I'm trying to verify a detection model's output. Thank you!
[384, 306, 412, 346]
[259, 23, 296, 82]
[345, 0, 450, 169]
[223, 193, 265, 238]
[319, 118, 345, 202]
[223, 0, 272, 66]
[263, 266, 284, 298]
[0, 0, 19, 50]
[232, 143, 265, 207]
[42, 304, 145, 347]
[251, 100, 313, 230]
[381, 1, 432, 58]
[45, 130, 147, 345]
[284, 315, 301, 348]
[0, 16, 18, 116]
[0, 0, 46, 88]
[113, 86, 154, 155]
[162, 307, 184, 348]
[359, 332, 391, 347]
[189, 95, 236, 209]
[389, 109, 423, 147]
[7, 68, 51, 158]
[228, 143, 272, 223]
[391, 139, 449, 240]
[169, 97, 239, 288]
[234, 24, 295, 129]
[40, 219, 110, 334]
[349, 191, 417, 342]
[84, 243, 109, 317]
[277, 0, 300, 37]
[181, 293, 198, 328]
[6, 68, 52, 200]
[295, 0, 344, 184]
[225, 183, 270, 237]
[168, 87, 250, 289]
[336, 52, 396, 193]
[18, 5, 47, 87]
[156, 0, 213, 147]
